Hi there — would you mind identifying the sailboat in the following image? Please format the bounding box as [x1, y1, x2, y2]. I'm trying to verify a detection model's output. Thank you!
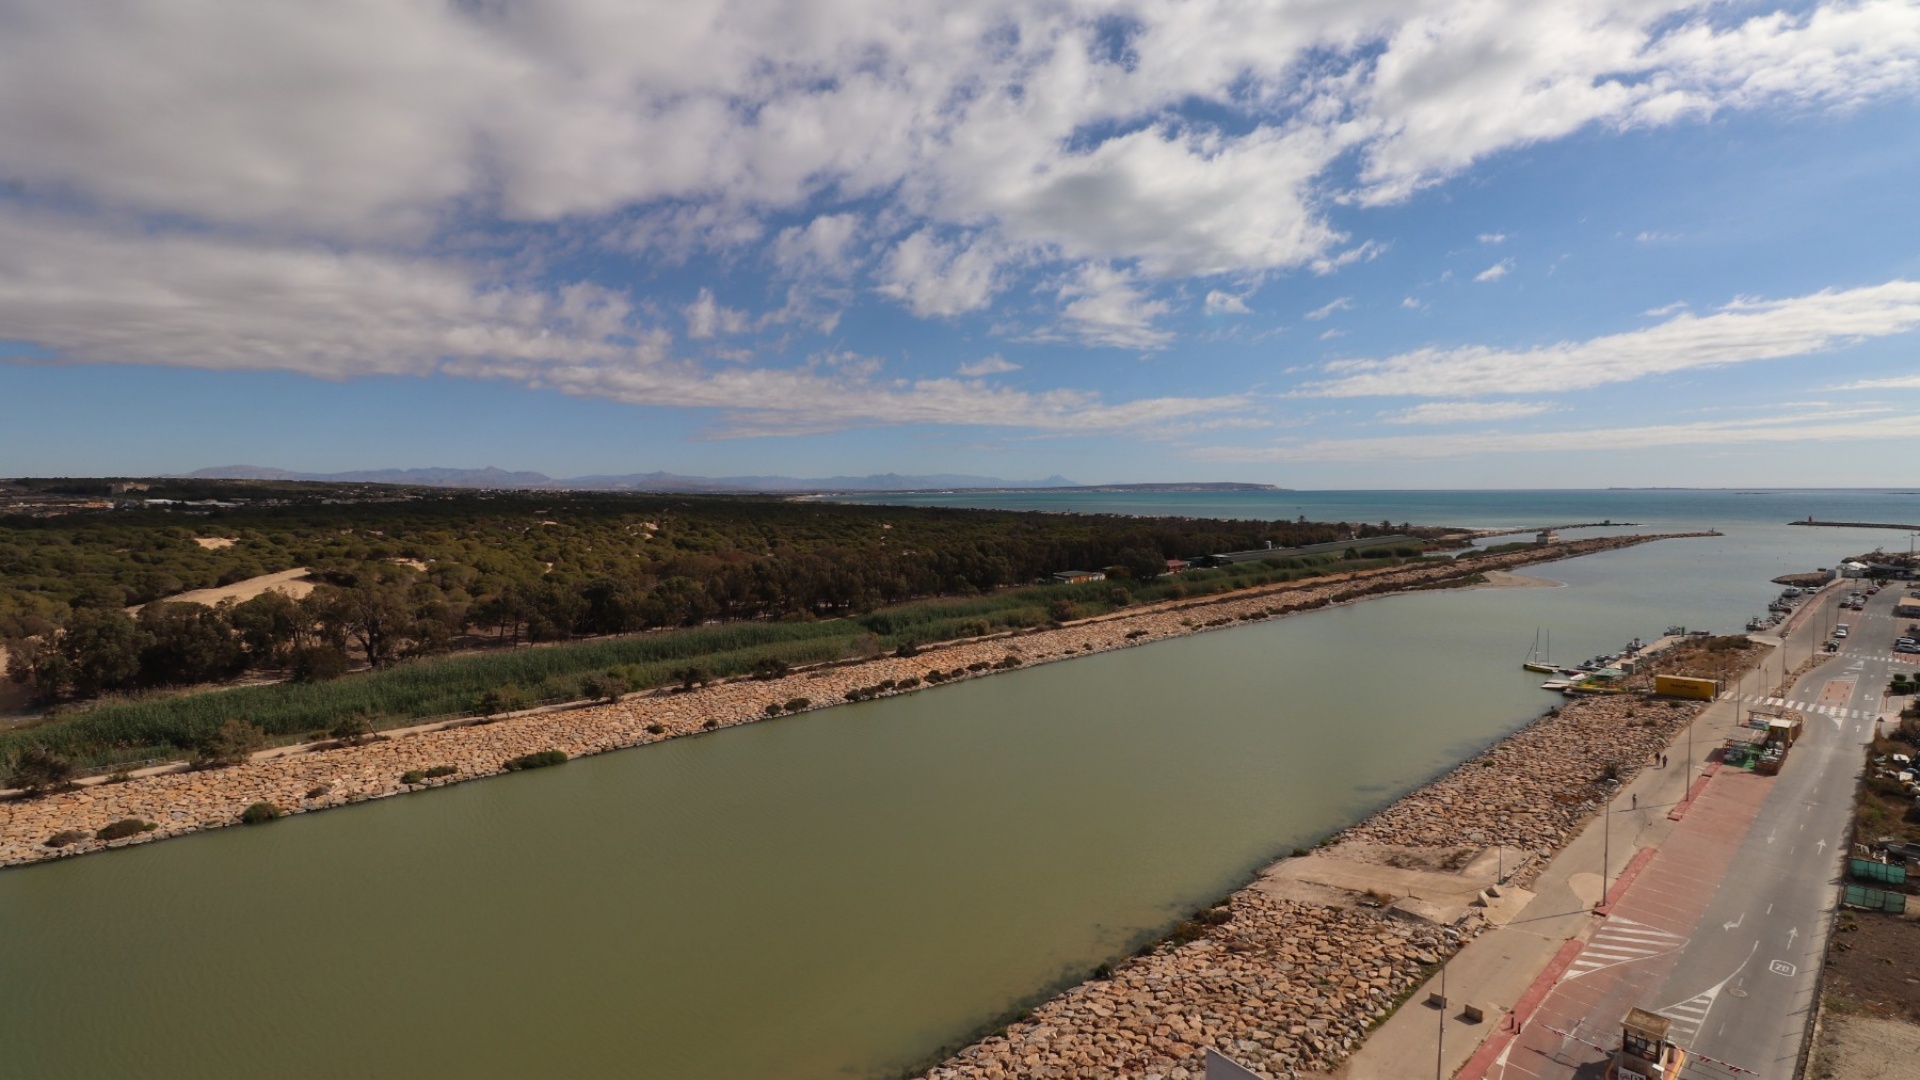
[1523, 628, 1558, 673]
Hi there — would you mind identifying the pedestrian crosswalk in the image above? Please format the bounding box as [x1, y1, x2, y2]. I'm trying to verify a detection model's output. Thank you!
[1722, 692, 1871, 719]
[1655, 986, 1718, 1045]
[1564, 917, 1688, 980]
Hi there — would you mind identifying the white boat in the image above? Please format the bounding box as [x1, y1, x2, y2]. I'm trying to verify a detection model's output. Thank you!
[1522, 628, 1558, 673]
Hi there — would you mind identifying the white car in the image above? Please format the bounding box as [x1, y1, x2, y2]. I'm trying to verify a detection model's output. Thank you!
[1833, 627, 1848, 638]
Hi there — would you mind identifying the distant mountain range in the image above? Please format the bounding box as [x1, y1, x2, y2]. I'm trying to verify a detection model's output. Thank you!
[185, 465, 1083, 492]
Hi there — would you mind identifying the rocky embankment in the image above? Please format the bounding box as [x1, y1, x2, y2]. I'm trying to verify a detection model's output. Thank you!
[0, 532, 1701, 869]
[1336, 695, 1702, 859]
[913, 692, 1707, 1080]
[923, 891, 1453, 1080]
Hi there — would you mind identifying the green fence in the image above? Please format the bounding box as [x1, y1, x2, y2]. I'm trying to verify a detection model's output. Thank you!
[1849, 858, 1909, 886]
[1842, 885, 1908, 913]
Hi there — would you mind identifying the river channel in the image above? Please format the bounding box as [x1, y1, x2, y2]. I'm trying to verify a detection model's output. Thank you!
[2, 493, 1911, 1079]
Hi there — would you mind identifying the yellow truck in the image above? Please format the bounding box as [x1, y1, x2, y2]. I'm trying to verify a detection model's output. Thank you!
[1653, 674, 1719, 700]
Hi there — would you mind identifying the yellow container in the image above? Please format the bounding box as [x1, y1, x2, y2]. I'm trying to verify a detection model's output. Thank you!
[1654, 674, 1719, 700]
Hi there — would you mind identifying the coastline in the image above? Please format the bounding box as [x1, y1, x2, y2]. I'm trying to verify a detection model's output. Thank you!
[1, 532, 1706, 868]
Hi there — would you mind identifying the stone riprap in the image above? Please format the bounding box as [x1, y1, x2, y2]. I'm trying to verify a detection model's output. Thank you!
[1333, 694, 1704, 858]
[922, 891, 1455, 1080]
[1, 532, 1700, 869]
[910, 693, 1699, 1080]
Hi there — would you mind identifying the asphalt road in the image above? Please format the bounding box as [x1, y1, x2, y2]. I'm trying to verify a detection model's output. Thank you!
[1645, 584, 1897, 1078]
[1502, 582, 1900, 1080]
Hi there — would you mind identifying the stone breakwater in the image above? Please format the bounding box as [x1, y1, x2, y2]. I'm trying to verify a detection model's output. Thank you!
[910, 692, 1705, 1080]
[1, 532, 1699, 868]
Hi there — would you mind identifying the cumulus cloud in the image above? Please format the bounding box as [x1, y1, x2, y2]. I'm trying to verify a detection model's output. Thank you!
[1304, 280, 1920, 398]
[1475, 260, 1513, 283]
[876, 230, 1006, 318]
[0, 209, 1244, 437]
[1054, 264, 1173, 349]
[684, 289, 751, 339]
[1205, 290, 1252, 315]
[1380, 401, 1556, 424]
[2, 0, 1919, 413]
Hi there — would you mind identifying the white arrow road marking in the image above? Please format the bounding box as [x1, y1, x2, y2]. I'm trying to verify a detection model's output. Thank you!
[1787, 926, 1800, 946]
[1724, 913, 1744, 931]
[1816, 839, 1827, 855]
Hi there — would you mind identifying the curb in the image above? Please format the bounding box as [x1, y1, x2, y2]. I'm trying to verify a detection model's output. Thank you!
[1668, 762, 1720, 821]
[1596, 846, 1656, 916]
[1459, 938, 1587, 1080]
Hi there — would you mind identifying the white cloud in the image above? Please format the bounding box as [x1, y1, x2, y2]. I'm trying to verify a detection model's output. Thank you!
[876, 231, 1006, 318]
[684, 288, 750, 339]
[1190, 405, 1912, 461]
[1205, 289, 1251, 315]
[1054, 264, 1173, 349]
[0, 209, 1245, 438]
[1319, 328, 1346, 341]
[958, 355, 1021, 377]
[1401, 297, 1428, 312]
[1305, 297, 1354, 320]
[1, 0, 1918, 389]
[1475, 259, 1513, 283]
[1380, 401, 1557, 424]
[1478, 233, 1507, 245]
[1644, 300, 1689, 317]
[1197, 407, 1918, 463]
[1835, 374, 1920, 389]
[1305, 280, 1920, 398]
[772, 214, 862, 278]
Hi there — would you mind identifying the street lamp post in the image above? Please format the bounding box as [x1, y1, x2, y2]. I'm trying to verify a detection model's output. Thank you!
[1599, 799, 1611, 909]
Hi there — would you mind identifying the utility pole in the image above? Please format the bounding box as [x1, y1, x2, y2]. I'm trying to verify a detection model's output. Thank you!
[1600, 799, 1611, 909]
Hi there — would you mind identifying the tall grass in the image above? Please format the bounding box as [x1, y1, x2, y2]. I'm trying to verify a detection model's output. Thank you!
[1, 552, 1411, 772]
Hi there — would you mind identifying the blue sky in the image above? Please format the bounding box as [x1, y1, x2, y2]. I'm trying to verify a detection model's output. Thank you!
[2, 1, 1919, 487]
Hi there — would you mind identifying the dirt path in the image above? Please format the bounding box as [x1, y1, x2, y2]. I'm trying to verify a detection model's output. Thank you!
[129, 567, 315, 612]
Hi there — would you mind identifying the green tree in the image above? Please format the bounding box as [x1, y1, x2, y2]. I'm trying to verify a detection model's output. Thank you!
[6, 745, 73, 793]
[137, 602, 243, 686]
[196, 718, 266, 768]
[229, 591, 302, 666]
[59, 606, 146, 697]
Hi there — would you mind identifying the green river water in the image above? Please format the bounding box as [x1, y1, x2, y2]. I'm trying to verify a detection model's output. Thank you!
[1, 504, 1907, 1079]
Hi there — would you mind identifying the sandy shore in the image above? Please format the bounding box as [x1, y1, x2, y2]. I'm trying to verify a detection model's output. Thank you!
[1, 532, 1706, 870]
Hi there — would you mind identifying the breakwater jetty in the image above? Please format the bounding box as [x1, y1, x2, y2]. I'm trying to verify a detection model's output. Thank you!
[1789, 519, 1920, 531]
[1, 531, 1710, 871]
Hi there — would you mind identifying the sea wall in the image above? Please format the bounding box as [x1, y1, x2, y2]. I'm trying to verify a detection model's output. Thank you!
[1, 532, 1701, 868]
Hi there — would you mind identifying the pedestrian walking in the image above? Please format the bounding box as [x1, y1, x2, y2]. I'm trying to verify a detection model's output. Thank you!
[1632, 793, 1638, 810]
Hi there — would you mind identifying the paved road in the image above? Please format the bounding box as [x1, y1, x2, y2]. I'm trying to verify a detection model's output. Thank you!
[1498, 581, 1893, 1080]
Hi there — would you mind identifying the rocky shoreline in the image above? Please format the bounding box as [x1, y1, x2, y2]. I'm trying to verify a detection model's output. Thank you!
[913, 691, 1708, 1080]
[1, 532, 1704, 871]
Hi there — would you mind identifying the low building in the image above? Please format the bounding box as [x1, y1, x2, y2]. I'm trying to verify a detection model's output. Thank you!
[1164, 558, 1189, 574]
[1050, 570, 1106, 584]
[1536, 529, 1560, 545]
